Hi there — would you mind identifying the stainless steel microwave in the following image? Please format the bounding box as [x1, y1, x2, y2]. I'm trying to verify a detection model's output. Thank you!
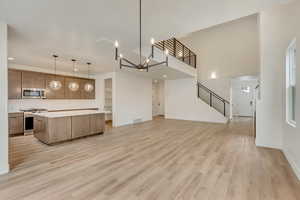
[22, 88, 46, 99]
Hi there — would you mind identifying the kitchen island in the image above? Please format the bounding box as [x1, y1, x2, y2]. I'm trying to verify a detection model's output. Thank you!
[33, 110, 105, 145]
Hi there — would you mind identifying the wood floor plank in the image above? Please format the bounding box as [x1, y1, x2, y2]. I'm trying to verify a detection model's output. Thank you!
[0, 117, 299, 200]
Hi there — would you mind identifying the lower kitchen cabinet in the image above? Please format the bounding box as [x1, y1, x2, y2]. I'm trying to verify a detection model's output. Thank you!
[90, 113, 105, 134]
[34, 113, 105, 145]
[71, 115, 91, 139]
[34, 116, 72, 144]
[8, 113, 24, 136]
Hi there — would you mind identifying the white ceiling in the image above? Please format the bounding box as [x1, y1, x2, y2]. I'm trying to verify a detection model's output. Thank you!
[0, 0, 286, 76]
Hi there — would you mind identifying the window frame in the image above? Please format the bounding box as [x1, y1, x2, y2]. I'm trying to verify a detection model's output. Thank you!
[285, 38, 297, 128]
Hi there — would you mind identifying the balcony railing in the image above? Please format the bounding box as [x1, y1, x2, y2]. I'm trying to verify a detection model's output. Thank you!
[154, 38, 197, 68]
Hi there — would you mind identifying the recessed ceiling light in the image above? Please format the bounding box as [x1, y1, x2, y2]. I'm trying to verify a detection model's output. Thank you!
[163, 74, 167, 78]
[8, 57, 15, 61]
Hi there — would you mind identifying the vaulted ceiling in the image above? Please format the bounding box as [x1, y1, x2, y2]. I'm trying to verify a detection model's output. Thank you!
[0, 0, 287, 74]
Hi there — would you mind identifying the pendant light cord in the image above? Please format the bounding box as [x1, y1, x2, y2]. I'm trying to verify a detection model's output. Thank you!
[72, 59, 76, 76]
[53, 55, 58, 79]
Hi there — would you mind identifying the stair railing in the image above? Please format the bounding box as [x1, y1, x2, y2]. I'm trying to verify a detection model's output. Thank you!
[154, 38, 197, 68]
[197, 82, 230, 116]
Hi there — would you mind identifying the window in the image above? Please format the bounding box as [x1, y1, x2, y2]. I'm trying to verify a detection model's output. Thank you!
[286, 39, 297, 127]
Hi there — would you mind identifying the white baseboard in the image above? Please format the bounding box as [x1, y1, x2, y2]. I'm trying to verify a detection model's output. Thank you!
[283, 149, 300, 181]
[255, 141, 282, 150]
[0, 164, 9, 175]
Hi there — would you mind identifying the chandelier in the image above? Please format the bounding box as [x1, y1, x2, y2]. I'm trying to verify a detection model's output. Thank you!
[114, 0, 169, 71]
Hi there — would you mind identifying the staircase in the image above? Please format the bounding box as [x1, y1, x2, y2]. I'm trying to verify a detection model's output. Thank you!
[154, 38, 230, 118]
[197, 82, 230, 117]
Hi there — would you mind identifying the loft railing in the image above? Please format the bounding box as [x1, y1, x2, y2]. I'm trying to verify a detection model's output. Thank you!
[197, 82, 230, 116]
[154, 38, 197, 68]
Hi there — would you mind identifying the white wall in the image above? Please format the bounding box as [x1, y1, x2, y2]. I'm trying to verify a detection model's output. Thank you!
[0, 22, 9, 174]
[180, 14, 260, 100]
[165, 78, 227, 123]
[113, 71, 152, 127]
[8, 63, 113, 112]
[257, 0, 300, 179]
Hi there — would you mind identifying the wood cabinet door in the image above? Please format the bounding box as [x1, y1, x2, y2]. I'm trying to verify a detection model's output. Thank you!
[45, 75, 65, 99]
[81, 79, 95, 99]
[65, 77, 81, 99]
[8, 116, 24, 135]
[90, 113, 105, 134]
[48, 117, 72, 143]
[22, 71, 45, 89]
[8, 70, 22, 99]
[71, 115, 91, 139]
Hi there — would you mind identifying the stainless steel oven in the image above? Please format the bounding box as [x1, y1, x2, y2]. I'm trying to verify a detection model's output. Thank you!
[22, 109, 48, 135]
[22, 88, 46, 99]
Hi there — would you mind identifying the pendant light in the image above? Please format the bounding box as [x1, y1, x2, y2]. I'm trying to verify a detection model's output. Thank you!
[49, 55, 62, 90]
[68, 59, 79, 92]
[84, 62, 94, 92]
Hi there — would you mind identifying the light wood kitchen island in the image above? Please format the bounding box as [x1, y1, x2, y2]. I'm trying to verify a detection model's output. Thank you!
[33, 110, 105, 145]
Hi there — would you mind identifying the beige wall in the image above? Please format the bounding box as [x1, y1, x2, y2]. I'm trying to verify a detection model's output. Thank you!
[257, 0, 300, 179]
[181, 14, 260, 81]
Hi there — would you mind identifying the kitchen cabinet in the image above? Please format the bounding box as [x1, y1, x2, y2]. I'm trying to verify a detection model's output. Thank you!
[7, 69, 96, 100]
[45, 74, 65, 99]
[22, 71, 45, 89]
[65, 77, 81, 99]
[90, 113, 105, 134]
[8, 113, 24, 135]
[33, 111, 105, 144]
[71, 115, 91, 139]
[34, 116, 72, 144]
[8, 69, 22, 99]
[81, 79, 95, 99]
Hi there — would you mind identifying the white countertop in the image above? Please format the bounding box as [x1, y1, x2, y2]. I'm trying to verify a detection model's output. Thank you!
[33, 110, 110, 118]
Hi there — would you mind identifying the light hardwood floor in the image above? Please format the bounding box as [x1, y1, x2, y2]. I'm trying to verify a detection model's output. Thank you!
[1, 117, 300, 200]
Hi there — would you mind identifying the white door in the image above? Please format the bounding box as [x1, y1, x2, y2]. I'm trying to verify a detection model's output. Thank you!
[152, 83, 159, 116]
[232, 80, 257, 117]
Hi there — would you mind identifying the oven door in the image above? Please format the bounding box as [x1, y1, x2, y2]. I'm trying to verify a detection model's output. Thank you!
[24, 116, 34, 133]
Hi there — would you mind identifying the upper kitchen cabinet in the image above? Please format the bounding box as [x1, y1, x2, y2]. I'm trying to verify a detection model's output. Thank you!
[81, 79, 95, 99]
[45, 74, 65, 99]
[8, 69, 22, 99]
[64, 77, 81, 99]
[22, 71, 45, 89]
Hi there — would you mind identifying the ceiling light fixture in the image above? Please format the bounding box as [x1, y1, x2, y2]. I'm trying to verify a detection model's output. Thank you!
[84, 62, 94, 92]
[114, 0, 168, 72]
[68, 59, 80, 92]
[49, 55, 62, 91]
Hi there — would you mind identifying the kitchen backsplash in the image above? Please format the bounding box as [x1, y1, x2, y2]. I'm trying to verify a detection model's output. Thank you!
[8, 99, 100, 112]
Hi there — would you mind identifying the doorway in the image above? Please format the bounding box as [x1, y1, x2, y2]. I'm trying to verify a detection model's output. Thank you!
[104, 78, 113, 128]
[152, 80, 165, 118]
[231, 77, 258, 117]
